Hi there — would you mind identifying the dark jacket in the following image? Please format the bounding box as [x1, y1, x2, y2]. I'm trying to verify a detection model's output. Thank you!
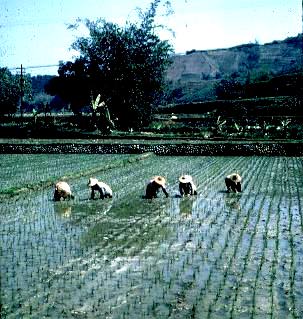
[145, 180, 169, 199]
[225, 174, 242, 193]
[179, 181, 197, 196]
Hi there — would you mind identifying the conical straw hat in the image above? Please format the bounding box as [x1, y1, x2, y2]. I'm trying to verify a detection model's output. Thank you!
[179, 175, 193, 183]
[153, 176, 166, 186]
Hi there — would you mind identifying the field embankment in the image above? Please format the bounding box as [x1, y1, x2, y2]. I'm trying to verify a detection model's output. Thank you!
[0, 139, 303, 156]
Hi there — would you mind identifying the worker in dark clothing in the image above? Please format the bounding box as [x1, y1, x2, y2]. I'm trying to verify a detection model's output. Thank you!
[179, 175, 197, 196]
[144, 176, 169, 199]
[225, 173, 242, 193]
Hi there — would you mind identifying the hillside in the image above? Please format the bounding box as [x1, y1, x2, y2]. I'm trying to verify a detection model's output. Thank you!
[166, 34, 302, 103]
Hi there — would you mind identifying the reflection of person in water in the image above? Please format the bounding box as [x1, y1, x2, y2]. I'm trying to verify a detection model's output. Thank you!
[54, 204, 72, 218]
[179, 175, 197, 197]
[179, 197, 195, 218]
[224, 194, 241, 211]
[144, 176, 169, 199]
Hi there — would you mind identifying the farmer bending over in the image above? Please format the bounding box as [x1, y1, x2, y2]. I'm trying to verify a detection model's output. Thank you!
[144, 176, 169, 199]
[88, 178, 113, 199]
[179, 175, 197, 196]
[225, 173, 242, 193]
[54, 181, 74, 201]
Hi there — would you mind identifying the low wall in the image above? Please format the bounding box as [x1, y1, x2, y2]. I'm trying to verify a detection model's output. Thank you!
[0, 142, 302, 156]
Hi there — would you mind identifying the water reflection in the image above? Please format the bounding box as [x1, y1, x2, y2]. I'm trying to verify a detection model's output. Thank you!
[54, 199, 113, 224]
[80, 197, 171, 255]
[224, 193, 241, 211]
[54, 203, 72, 218]
[179, 197, 196, 218]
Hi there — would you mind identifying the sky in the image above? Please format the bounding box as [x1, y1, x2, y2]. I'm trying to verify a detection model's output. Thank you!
[0, 0, 302, 76]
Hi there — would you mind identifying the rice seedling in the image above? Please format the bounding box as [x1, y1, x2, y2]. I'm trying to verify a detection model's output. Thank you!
[1, 155, 303, 318]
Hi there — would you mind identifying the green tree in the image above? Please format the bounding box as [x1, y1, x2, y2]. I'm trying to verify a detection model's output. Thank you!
[46, 0, 173, 130]
[0, 68, 20, 115]
[0, 68, 32, 116]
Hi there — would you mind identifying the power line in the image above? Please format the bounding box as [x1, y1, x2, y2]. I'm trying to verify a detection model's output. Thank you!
[9, 64, 59, 71]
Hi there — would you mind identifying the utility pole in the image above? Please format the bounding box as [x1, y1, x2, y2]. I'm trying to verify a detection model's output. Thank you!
[20, 64, 24, 117]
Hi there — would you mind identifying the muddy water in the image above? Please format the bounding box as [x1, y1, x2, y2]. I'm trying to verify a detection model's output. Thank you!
[1, 156, 303, 318]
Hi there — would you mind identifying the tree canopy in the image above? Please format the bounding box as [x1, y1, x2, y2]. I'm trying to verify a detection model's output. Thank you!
[0, 68, 32, 116]
[45, 0, 174, 130]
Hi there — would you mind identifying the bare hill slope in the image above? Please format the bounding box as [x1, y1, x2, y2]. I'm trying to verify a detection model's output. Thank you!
[166, 34, 302, 103]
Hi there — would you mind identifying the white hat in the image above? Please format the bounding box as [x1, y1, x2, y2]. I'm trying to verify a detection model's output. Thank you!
[227, 173, 241, 183]
[88, 178, 98, 187]
[179, 175, 193, 183]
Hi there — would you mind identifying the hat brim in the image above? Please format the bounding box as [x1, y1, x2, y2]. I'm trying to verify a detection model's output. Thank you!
[153, 176, 166, 186]
[88, 178, 98, 187]
[179, 175, 192, 183]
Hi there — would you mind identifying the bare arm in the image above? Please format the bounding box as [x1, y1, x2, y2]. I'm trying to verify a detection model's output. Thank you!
[162, 185, 169, 197]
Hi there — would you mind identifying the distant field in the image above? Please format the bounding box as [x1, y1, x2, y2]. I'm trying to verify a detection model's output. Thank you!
[1, 155, 303, 318]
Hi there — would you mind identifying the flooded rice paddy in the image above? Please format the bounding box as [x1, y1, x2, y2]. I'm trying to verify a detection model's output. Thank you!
[1, 154, 303, 318]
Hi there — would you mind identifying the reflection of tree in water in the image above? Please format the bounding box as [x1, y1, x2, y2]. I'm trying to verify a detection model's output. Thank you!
[80, 197, 171, 258]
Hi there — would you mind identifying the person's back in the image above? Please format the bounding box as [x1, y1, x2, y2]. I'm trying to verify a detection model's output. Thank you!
[145, 176, 169, 199]
[54, 181, 74, 201]
[179, 175, 197, 196]
[225, 173, 242, 193]
[88, 178, 112, 199]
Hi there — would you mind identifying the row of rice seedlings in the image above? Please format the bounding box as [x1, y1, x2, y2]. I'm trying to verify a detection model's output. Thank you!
[55, 156, 247, 316]
[201, 157, 282, 318]
[289, 158, 303, 318]
[195, 157, 271, 318]
[286, 158, 303, 319]
[1, 161, 169, 318]
[151, 157, 248, 315]
[0, 153, 154, 202]
[142, 156, 250, 317]
[142, 157, 268, 318]
[2, 156, 303, 318]
[273, 160, 300, 319]
[269, 182, 282, 319]
[276, 197, 293, 318]
[0, 154, 123, 191]
[249, 159, 281, 318]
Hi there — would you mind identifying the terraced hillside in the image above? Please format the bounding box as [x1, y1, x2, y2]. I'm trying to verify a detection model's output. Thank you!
[166, 34, 302, 102]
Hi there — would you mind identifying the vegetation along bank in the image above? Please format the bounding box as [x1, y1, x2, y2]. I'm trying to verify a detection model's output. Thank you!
[0, 141, 303, 156]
